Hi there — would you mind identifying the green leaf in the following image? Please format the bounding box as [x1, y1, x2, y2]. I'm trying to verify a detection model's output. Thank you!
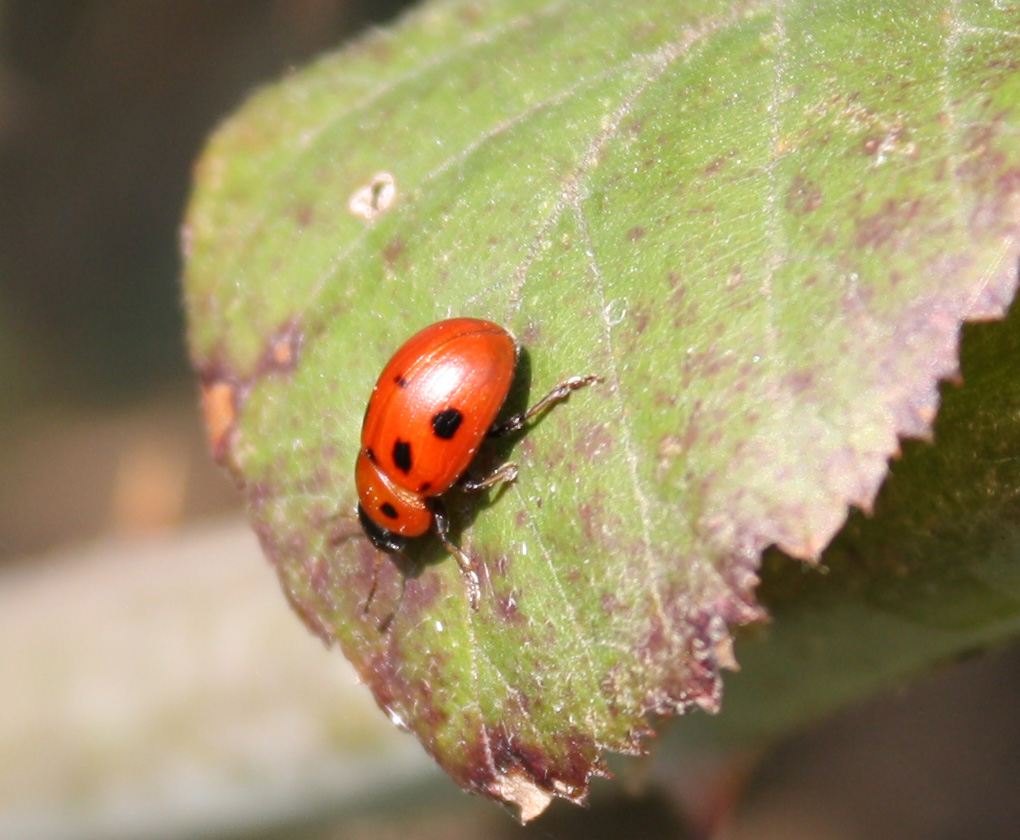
[182, 0, 1020, 820]
[677, 310, 1020, 752]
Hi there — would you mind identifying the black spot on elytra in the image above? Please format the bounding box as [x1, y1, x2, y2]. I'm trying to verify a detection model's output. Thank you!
[392, 440, 412, 473]
[431, 408, 464, 440]
[418, 481, 432, 493]
[380, 502, 399, 519]
[394, 374, 409, 388]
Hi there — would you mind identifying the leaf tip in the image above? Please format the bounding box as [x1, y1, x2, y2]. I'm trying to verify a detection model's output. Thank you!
[491, 769, 556, 823]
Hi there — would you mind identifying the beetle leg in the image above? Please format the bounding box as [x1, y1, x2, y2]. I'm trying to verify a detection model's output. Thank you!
[461, 461, 518, 492]
[488, 374, 602, 437]
[430, 499, 481, 610]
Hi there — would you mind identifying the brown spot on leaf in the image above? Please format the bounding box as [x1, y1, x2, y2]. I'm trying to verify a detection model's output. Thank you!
[295, 203, 314, 227]
[259, 320, 304, 376]
[383, 235, 405, 268]
[785, 174, 823, 215]
[655, 434, 685, 481]
[457, 4, 483, 25]
[861, 125, 917, 163]
[727, 266, 745, 289]
[492, 578, 526, 624]
[783, 368, 815, 395]
[632, 305, 651, 335]
[627, 226, 646, 242]
[855, 198, 923, 250]
[576, 422, 614, 462]
[200, 378, 237, 463]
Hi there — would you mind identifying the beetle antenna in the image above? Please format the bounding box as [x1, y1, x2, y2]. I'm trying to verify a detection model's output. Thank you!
[326, 512, 391, 622]
[377, 574, 407, 633]
[363, 550, 382, 614]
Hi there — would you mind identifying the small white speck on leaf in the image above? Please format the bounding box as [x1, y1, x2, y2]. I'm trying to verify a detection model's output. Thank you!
[348, 171, 397, 221]
[604, 298, 627, 326]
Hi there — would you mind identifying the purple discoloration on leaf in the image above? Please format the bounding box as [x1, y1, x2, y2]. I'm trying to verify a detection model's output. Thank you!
[785, 174, 824, 215]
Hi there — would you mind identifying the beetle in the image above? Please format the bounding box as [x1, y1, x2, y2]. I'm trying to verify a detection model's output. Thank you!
[355, 317, 599, 609]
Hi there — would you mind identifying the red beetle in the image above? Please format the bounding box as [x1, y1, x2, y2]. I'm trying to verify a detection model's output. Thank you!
[355, 318, 599, 608]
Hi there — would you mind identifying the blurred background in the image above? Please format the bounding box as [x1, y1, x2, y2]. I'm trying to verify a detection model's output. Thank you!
[1, 2, 1019, 839]
[0, 0, 411, 554]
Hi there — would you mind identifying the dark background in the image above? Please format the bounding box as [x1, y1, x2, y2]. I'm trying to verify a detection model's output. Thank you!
[0, 0, 409, 557]
[1, 3, 1017, 838]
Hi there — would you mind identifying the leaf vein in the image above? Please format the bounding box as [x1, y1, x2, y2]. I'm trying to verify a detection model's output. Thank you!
[574, 199, 671, 634]
[500, 3, 770, 317]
